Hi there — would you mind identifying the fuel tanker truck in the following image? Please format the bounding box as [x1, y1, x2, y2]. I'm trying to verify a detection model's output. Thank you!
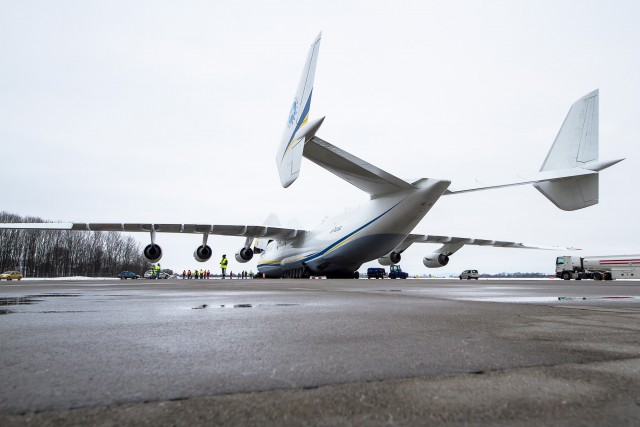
[555, 255, 640, 280]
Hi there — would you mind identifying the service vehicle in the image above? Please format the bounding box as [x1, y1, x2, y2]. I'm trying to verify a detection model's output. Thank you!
[556, 255, 640, 280]
[367, 267, 386, 279]
[118, 271, 139, 280]
[389, 265, 408, 279]
[0, 270, 23, 281]
[459, 269, 479, 280]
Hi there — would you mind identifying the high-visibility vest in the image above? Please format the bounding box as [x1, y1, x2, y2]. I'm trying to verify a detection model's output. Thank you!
[220, 258, 228, 268]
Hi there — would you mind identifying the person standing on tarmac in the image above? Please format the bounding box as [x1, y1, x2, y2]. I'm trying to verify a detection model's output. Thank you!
[220, 254, 228, 279]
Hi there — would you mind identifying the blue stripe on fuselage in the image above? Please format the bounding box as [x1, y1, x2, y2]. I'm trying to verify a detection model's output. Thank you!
[258, 200, 404, 271]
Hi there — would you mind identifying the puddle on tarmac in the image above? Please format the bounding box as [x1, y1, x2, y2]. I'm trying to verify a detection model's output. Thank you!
[0, 294, 80, 313]
[0, 297, 42, 306]
[27, 294, 81, 298]
[192, 303, 253, 309]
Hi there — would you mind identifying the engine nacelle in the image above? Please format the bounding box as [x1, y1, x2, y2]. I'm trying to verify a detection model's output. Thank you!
[423, 253, 449, 268]
[377, 251, 401, 266]
[143, 244, 163, 263]
[235, 247, 254, 263]
[193, 245, 213, 262]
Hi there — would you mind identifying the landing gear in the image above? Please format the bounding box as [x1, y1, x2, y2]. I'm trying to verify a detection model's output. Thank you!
[353, 271, 360, 279]
[283, 267, 311, 279]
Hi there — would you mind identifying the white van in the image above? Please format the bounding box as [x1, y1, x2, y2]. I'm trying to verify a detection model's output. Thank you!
[459, 270, 479, 280]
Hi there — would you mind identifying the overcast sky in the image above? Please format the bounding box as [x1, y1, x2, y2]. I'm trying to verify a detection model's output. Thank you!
[1, 0, 638, 276]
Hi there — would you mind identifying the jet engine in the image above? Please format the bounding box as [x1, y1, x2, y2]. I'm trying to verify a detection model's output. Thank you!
[235, 247, 254, 263]
[377, 251, 401, 266]
[143, 244, 163, 263]
[423, 253, 449, 268]
[193, 245, 213, 262]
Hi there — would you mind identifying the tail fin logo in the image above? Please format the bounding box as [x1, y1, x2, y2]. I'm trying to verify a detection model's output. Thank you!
[288, 98, 299, 127]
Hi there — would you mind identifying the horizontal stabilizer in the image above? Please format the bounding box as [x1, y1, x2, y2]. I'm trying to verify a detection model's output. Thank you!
[446, 90, 622, 211]
[534, 174, 598, 211]
[445, 167, 598, 194]
[304, 137, 416, 197]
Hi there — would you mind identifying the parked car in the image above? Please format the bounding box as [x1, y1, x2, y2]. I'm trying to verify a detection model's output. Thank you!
[459, 269, 479, 280]
[144, 270, 170, 279]
[0, 270, 23, 281]
[118, 271, 140, 280]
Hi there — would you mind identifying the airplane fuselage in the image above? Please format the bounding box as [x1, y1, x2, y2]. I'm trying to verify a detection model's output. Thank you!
[257, 178, 451, 278]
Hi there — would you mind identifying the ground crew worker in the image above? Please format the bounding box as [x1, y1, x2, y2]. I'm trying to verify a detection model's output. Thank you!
[220, 255, 228, 279]
[182, 270, 186, 279]
[200, 269, 204, 280]
[187, 269, 191, 279]
[249, 270, 253, 279]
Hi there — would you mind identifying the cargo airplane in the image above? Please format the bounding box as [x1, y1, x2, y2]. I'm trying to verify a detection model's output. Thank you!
[0, 34, 623, 278]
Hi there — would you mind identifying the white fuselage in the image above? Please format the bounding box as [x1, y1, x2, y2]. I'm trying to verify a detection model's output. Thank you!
[257, 178, 450, 278]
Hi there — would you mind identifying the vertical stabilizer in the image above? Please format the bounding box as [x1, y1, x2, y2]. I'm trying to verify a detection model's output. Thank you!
[540, 89, 598, 171]
[276, 33, 322, 188]
[534, 90, 600, 210]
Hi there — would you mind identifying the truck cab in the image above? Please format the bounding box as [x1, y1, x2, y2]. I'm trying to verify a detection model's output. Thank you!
[556, 256, 582, 280]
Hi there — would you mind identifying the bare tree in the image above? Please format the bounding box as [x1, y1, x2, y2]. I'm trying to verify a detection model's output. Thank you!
[0, 212, 150, 277]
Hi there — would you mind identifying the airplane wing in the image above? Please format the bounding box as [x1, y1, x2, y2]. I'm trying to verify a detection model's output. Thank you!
[392, 233, 576, 254]
[0, 222, 304, 240]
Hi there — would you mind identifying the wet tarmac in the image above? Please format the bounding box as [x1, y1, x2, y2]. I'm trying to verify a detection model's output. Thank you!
[1, 278, 639, 426]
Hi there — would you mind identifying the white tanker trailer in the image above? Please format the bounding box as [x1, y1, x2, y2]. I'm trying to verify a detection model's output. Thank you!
[556, 255, 640, 280]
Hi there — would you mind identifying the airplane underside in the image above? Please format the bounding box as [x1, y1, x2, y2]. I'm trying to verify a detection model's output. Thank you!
[258, 233, 406, 279]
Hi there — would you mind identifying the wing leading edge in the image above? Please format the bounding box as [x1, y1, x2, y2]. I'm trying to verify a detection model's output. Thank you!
[0, 223, 304, 240]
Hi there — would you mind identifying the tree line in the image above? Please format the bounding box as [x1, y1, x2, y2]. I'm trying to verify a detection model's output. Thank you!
[0, 211, 150, 278]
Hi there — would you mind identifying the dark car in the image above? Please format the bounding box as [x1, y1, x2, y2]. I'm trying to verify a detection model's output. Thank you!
[118, 271, 140, 280]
